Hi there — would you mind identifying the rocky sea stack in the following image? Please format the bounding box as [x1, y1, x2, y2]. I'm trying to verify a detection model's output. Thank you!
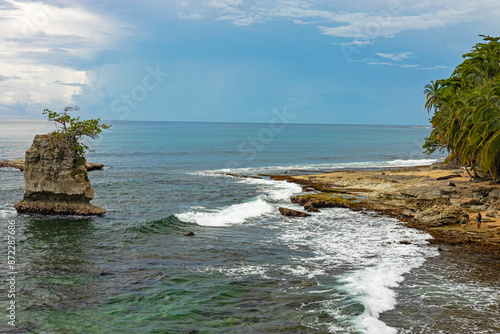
[14, 133, 106, 216]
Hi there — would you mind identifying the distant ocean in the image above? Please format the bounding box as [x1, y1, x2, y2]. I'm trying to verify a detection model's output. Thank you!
[1, 119, 499, 334]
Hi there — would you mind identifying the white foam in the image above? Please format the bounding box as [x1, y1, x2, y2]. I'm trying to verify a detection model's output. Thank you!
[280, 265, 326, 279]
[385, 159, 437, 167]
[200, 264, 271, 279]
[277, 209, 438, 333]
[237, 178, 302, 201]
[200, 158, 442, 175]
[176, 196, 274, 227]
[176, 178, 301, 227]
[0, 205, 17, 218]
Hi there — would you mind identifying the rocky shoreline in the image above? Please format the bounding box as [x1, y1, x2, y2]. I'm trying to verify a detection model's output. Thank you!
[267, 163, 500, 257]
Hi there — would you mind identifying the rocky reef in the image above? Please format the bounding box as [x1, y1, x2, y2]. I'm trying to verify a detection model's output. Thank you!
[266, 164, 500, 256]
[0, 159, 24, 170]
[0, 159, 104, 172]
[14, 133, 106, 216]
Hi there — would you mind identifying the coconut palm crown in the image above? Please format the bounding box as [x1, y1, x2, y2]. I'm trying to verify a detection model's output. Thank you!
[423, 35, 500, 180]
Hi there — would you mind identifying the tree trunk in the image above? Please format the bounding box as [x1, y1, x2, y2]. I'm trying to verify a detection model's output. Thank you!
[464, 165, 474, 181]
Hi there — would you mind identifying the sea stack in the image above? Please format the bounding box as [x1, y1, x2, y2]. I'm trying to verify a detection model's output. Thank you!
[14, 133, 106, 216]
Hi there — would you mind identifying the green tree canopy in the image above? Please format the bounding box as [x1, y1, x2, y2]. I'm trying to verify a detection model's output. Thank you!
[43, 106, 111, 158]
[423, 35, 500, 180]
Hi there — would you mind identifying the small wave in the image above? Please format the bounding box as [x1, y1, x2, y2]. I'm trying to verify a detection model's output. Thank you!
[129, 214, 189, 233]
[0, 205, 17, 218]
[176, 196, 274, 227]
[197, 158, 442, 176]
[236, 178, 302, 201]
[277, 209, 438, 333]
[176, 178, 301, 227]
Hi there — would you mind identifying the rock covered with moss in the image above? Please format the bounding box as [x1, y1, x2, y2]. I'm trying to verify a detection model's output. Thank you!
[14, 133, 105, 216]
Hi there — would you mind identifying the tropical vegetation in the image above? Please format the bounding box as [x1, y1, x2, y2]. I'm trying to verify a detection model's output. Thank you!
[423, 35, 500, 181]
[43, 106, 111, 159]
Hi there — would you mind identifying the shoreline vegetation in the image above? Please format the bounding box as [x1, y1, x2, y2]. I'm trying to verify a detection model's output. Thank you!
[423, 35, 500, 181]
[262, 162, 500, 257]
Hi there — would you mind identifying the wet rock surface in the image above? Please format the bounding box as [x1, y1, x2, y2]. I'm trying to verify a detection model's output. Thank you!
[278, 207, 311, 217]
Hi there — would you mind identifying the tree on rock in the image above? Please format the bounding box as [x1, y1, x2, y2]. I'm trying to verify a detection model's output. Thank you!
[14, 107, 110, 216]
[43, 106, 111, 159]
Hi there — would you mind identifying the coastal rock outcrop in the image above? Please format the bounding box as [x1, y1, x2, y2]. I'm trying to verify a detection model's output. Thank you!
[14, 133, 106, 216]
[85, 162, 104, 171]
[0, 159, 104, 172]
[0, 159, 24, 171]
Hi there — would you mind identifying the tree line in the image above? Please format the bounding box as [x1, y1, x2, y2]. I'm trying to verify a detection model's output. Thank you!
[424, 35, 500, 181]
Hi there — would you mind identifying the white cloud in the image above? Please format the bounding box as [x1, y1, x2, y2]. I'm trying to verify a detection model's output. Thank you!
[177, 0, 500, 42]
[376, 52, 414, 61]
[208, 0, 243, 9]
[293, 19, 314, 25]
[177, 12, 204, 20]
[367, 61, 395, 66]
[0, 0, 131, 115]
[333, 40, 373, 46]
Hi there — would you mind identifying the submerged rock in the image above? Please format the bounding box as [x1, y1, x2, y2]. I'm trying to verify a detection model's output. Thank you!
[14, 133, 105, 216]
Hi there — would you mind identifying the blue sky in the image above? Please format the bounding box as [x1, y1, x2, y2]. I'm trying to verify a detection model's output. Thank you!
[0, 0, 499, 124]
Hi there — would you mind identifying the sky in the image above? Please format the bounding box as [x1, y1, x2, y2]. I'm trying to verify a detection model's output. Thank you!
[0, 0, 499, 125]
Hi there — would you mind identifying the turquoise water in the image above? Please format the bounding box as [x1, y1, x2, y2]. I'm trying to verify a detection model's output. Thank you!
[0, 120, 499, 333]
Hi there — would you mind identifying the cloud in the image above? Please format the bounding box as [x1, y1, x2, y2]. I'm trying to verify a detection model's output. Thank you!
[367, 61, 395, 66]
[177, 12, 203, 20]
[0, 0, 131, 115]
[332, 40, 373, 46]
[0, 75, 21, 81]
[376, 52, 414, 61]
[293, 19, 314, 25]
[177, 0, 500, 43]
[421, 65, 448, 70]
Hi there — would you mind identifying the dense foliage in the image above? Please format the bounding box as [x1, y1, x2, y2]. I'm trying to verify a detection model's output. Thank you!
[423, 35, 500, 180]
[43, 106, 111, 158]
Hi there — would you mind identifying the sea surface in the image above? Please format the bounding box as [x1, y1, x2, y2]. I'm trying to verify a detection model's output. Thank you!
[0, 119, 499, 334]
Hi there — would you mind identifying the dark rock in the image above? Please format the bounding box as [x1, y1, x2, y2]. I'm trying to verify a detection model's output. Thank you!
[184, 232, 196, 236]
[448, 181, 456, 187]
[460, 199, 483, 208]
[304, 202, 320, 212]
[278, 207, 311, 217]
[437, 174, 461, 181]
[398, 240, 412, 245]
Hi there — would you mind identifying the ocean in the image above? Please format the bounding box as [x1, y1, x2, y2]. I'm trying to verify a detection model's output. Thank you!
[1, 119, 499, 334]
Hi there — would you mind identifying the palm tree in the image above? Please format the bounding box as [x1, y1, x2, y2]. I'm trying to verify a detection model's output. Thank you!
[423, 35, 500, 180]
[424, 80, 440, 113]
